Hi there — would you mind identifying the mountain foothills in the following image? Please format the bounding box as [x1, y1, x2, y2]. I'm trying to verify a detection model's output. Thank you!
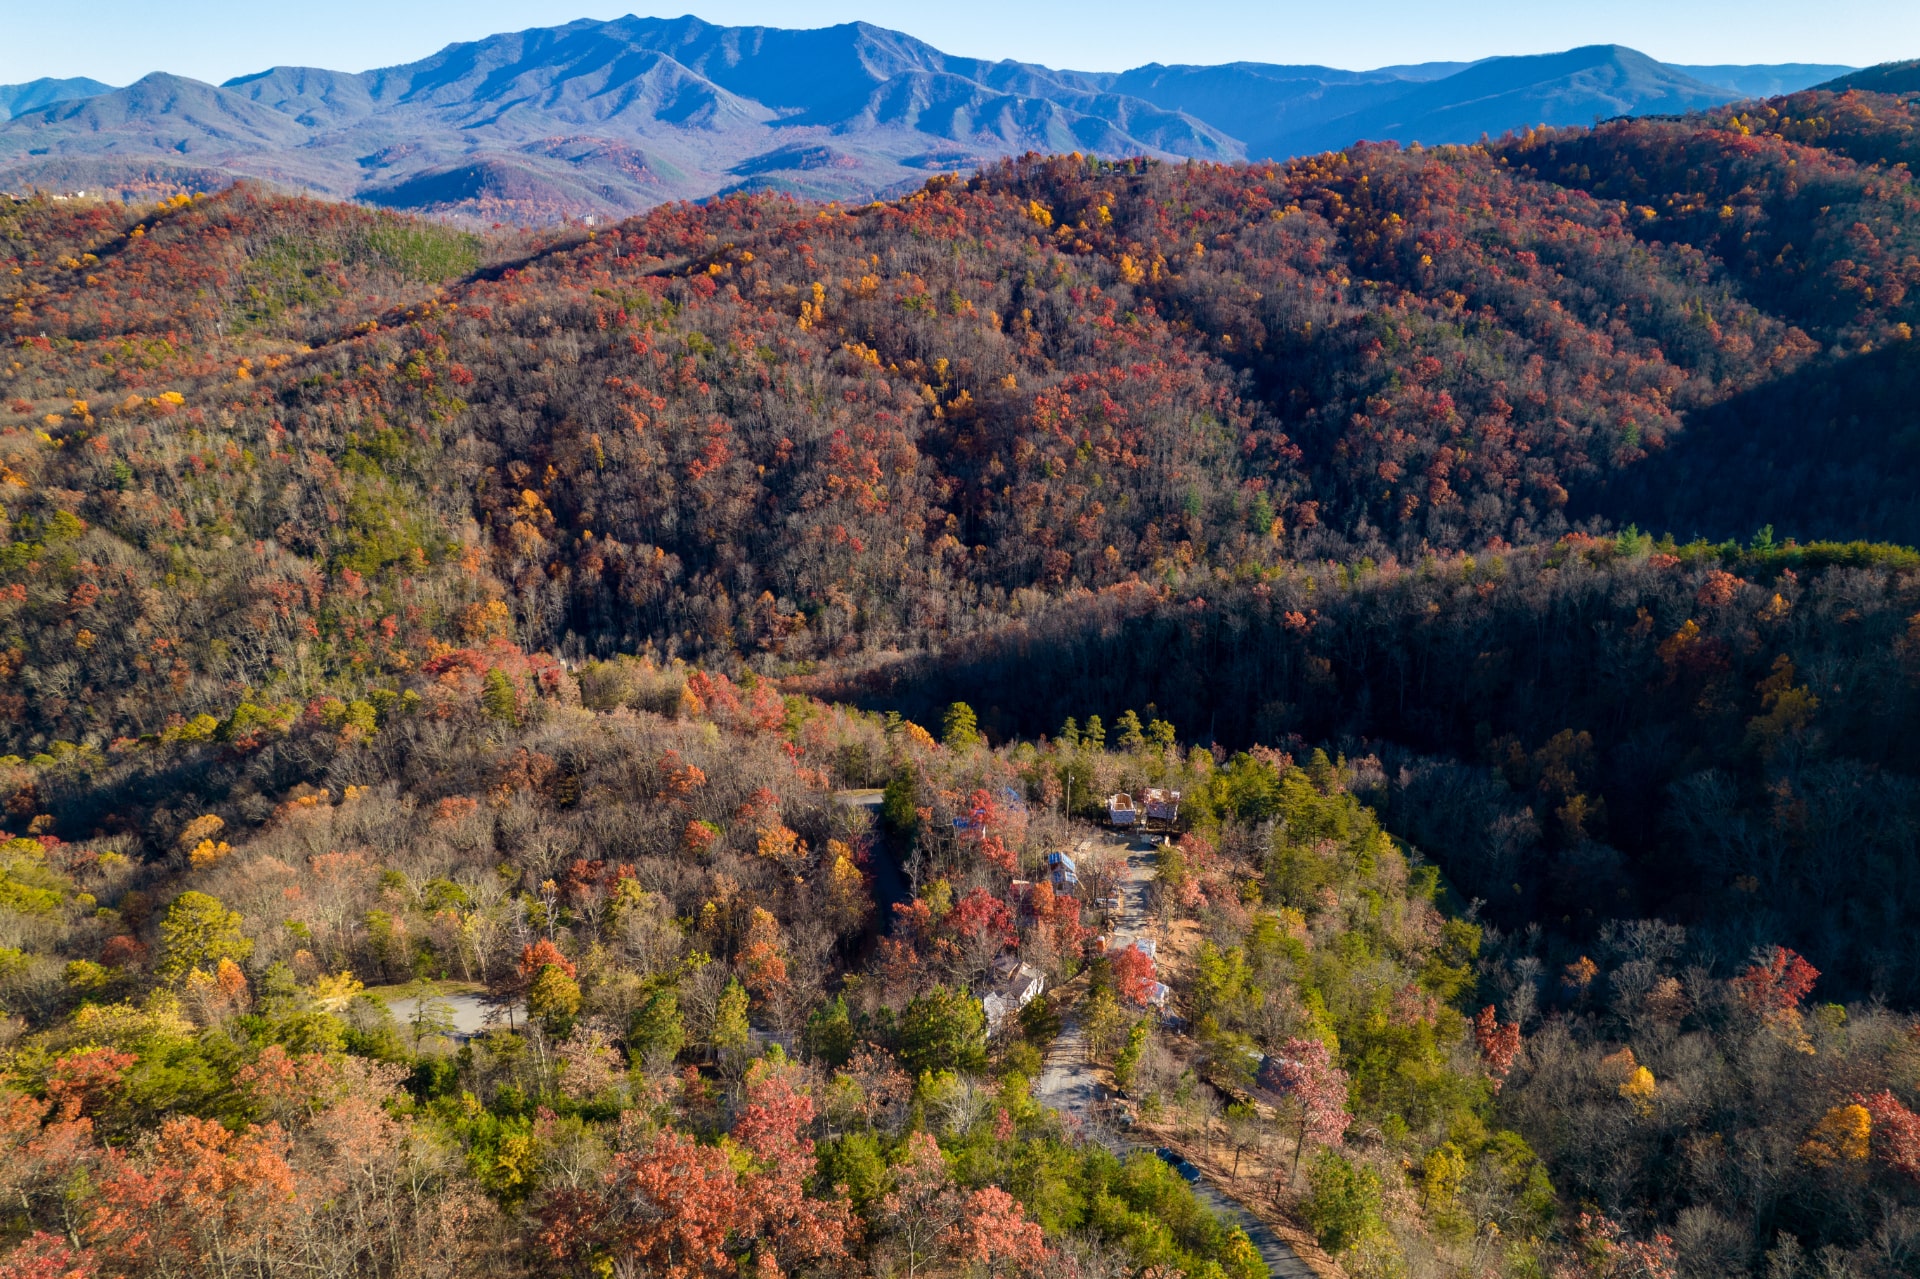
[4, 64, 1920, 1279]
[0, 15, 1855, 221]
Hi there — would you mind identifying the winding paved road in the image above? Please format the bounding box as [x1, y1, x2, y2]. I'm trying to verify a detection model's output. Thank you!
[1034, 834, 1321, 1279]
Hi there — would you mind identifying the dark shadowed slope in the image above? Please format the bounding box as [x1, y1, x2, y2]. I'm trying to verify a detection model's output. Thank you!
[1818, 59, 1920, 94]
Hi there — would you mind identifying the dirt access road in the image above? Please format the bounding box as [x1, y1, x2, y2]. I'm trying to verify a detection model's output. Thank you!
[1034, 832, 1328, 1279]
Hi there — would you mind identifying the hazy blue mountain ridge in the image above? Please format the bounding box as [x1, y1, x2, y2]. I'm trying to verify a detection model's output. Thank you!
[1103, 63, 1425, 153]
[1673, 62, 1856, 97]
[0, 76, 117, 121]
[0, 16, 1874, 220]
[1264, 45, 1738, 154]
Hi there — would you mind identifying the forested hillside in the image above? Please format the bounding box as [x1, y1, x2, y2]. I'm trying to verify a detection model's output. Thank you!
[839, 535, 1920, 996]
[3, 77, 1920, 1279]
[10, 89, 1920, 747]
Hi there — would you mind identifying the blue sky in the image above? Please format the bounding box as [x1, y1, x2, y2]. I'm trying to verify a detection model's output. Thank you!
[5, 0, 1915, 85]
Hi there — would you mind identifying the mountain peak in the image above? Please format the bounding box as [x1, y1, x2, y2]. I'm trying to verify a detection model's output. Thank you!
[0, 76, 117, 121]
[0, 19, 1875, 219]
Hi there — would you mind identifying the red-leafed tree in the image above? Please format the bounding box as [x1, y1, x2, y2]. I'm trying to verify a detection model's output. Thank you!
[232, 1045, 351, 1128]
[1111, 943, 1157, 1007]
[684, 670, 743, 722]
[1563, 1210, 1679, 1278]
[1733, 946, 1819, 1014]
[45, 1048, 136, 1122]
[1472, 1006, 1522, 1090]
[540, 1129, 741, 1279]
[1856, 1090, 1920, 1180]
[957, 789, 1022, 873]
[871, 1131, 966, 1278]
[945, 888, 1018, 952]
[0, 1233, 95, 1279]
[1270, 1036, 1352, 1183]
[731, 1067, 855, 1274]
[945, 887, 1018, 982]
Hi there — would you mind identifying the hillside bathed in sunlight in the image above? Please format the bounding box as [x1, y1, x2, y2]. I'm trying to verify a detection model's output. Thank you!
[3, 56, 1920, 1279]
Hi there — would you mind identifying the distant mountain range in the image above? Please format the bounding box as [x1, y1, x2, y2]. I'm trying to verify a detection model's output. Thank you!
[0, 16, 1865, 221]
[0, 76, 115, 120]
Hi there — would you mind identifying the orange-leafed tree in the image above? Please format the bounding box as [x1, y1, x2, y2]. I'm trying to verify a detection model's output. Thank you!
[86, 1116, 301, 1276]
[944, 1185, 1050, 1278]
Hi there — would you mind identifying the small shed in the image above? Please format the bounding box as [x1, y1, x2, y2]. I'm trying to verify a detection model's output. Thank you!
[1047, 850, 1079, 888]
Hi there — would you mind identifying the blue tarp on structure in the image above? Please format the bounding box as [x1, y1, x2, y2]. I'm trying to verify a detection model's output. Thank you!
[1046, 850, 1078, 888]
[953, 806, 989, 832]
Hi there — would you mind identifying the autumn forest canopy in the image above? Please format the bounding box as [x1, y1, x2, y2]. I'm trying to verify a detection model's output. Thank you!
[2, 78, 1920, 1279]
